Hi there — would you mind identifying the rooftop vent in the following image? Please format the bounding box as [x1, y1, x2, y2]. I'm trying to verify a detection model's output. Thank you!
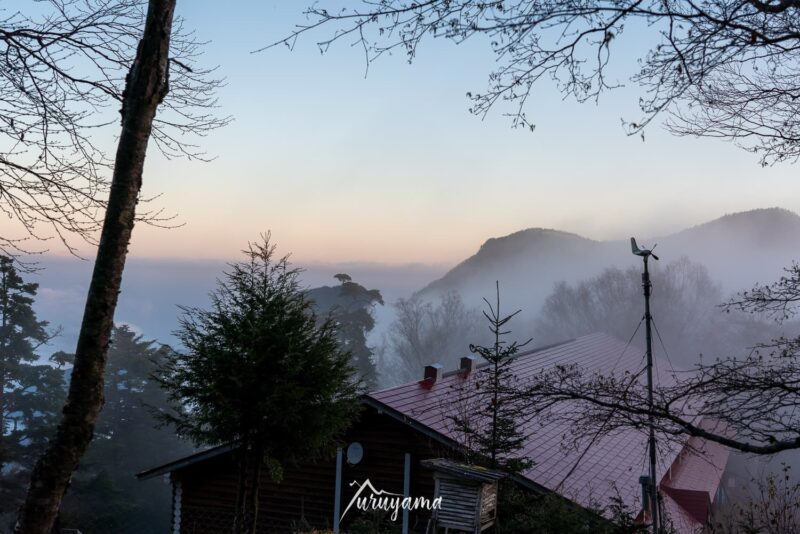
[460, 356, 477, 373]
[424, 363, 444, 383]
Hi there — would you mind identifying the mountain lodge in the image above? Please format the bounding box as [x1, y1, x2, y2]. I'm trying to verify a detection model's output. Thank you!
[138, 333, 730, 533]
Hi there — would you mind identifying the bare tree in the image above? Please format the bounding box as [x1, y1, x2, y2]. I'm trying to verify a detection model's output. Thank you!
[0, 0, 225, 259]
[383, 292, 483, 383]
[271, 1, 800, 165]
[7, 1, 225, 532]
[535, 257, 777, 366]
[709, 463, 800, 533]
[521, 262, 800, 456]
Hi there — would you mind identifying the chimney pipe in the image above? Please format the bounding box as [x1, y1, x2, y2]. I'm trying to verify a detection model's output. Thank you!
[460, 356, 477, 373]
[639, 475, 651, 515]
[424, 363, 443, 382]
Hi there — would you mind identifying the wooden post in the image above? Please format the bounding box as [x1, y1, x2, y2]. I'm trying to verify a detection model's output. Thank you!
[333, 447, 343, 533]
[402, 452, 411, 534]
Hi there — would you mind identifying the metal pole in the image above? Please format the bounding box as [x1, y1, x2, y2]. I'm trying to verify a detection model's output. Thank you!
[642, 257, 659, 534]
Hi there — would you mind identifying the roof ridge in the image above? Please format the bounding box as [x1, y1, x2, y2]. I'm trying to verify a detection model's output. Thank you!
[370, 336, 586, 396]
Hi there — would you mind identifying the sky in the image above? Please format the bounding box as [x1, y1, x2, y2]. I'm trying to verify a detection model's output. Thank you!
[61, 0, 799, 266]
[4, 0, 800, 359]
[5, 1, 800, 486]
[6, 0, 800, 267]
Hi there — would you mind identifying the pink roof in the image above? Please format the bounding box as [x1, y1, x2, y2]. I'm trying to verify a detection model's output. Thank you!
[660, 430, 730, 528]
[368, 332, 728, 533]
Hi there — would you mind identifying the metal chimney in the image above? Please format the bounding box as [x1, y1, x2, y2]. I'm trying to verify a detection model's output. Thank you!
[424, 363, 443, 382]
[639, 475, 651, 515]
[460, 356, 477, 373]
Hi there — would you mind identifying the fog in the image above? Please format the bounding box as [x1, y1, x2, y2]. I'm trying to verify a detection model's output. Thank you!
[411, 208, 800, 370]
[31, 207, 800, 375]
[23, 206, 800, 524]
[29, 256, 446, 354]
[420, 208, 800, 322]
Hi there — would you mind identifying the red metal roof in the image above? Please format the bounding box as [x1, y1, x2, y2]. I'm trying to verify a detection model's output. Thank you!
[660, 428, 730, 527]
[368, 332, 728, 533]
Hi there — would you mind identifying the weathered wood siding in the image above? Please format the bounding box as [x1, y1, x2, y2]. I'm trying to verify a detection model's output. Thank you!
[479, 482, 498, 529]
[435, 478, 481, 532]
[173, 407, 454, 533]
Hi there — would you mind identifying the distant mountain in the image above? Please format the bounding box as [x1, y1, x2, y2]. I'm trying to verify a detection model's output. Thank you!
[418, 207, 800, 319]
[661, 208, 800, 286]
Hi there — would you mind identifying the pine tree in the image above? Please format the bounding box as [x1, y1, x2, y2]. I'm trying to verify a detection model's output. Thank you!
[449, 286, 653, 533]
[307, 274, 383, 386]
[0, 256, 63, 514]
[156, 235, 362, 534]
[450, 282, 532, 474]
[59, 325, 194, 533]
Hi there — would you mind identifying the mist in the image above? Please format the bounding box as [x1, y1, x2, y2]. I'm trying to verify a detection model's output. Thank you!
[29, 256, 446, 354]
[410, 208, 800, 368]
[23, 206, 800, 529]
[31, 207, 800, 379]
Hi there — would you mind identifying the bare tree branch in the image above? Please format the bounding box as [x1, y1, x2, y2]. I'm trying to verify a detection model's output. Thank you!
[523, 264, 800, 456]
[268, 1, 800, 164]
[0, 0, 230, 260]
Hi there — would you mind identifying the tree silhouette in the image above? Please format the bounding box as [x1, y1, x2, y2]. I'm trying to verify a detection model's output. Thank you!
[307, 274, 384, 386]
[59, 325, 194, 534]
[14, 2, 224, 531]
[156, 236, 362, 534]
[386, 292, 484, 382]
[0, 256, 63, 517]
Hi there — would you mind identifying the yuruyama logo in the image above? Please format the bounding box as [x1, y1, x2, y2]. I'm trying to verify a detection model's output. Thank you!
[341, 479, 443, 521]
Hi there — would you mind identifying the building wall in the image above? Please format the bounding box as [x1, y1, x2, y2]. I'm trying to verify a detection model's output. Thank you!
[172, 407, 456, 533]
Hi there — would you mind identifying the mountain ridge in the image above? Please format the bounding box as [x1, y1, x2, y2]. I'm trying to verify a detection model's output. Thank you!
[418, 207, 800, 317]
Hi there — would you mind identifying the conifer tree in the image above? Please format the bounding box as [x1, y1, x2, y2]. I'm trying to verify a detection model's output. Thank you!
[450, 282, 532, 474]
[307, 274, 383, 386]
[449, 286, 651, 533]
[156, 235, 362, 534]
[0, 256, 63, 515]
[59, 325, 193, 533]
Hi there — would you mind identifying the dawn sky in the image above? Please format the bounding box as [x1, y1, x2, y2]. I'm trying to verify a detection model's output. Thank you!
[25, 0, 800, 265]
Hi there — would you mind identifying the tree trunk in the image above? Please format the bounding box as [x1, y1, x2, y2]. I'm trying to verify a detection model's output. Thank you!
[14, 1, 175, 532]
[0, 264, 7, 484]
[247, 442, 263, 534]
[233, 446, 250, 534]
[232, 440, 264, 534]
[232, 441, 263, 534]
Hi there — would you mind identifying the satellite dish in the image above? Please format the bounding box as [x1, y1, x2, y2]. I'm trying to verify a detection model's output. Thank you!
[346, 442, 363, 465]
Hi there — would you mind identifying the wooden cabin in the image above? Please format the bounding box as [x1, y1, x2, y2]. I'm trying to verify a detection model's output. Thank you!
[138, 404, 463, 533]
[139, 333, 731, 534]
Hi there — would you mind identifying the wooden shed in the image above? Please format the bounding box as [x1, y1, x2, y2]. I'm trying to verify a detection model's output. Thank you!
[421, 459, 505, 533]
